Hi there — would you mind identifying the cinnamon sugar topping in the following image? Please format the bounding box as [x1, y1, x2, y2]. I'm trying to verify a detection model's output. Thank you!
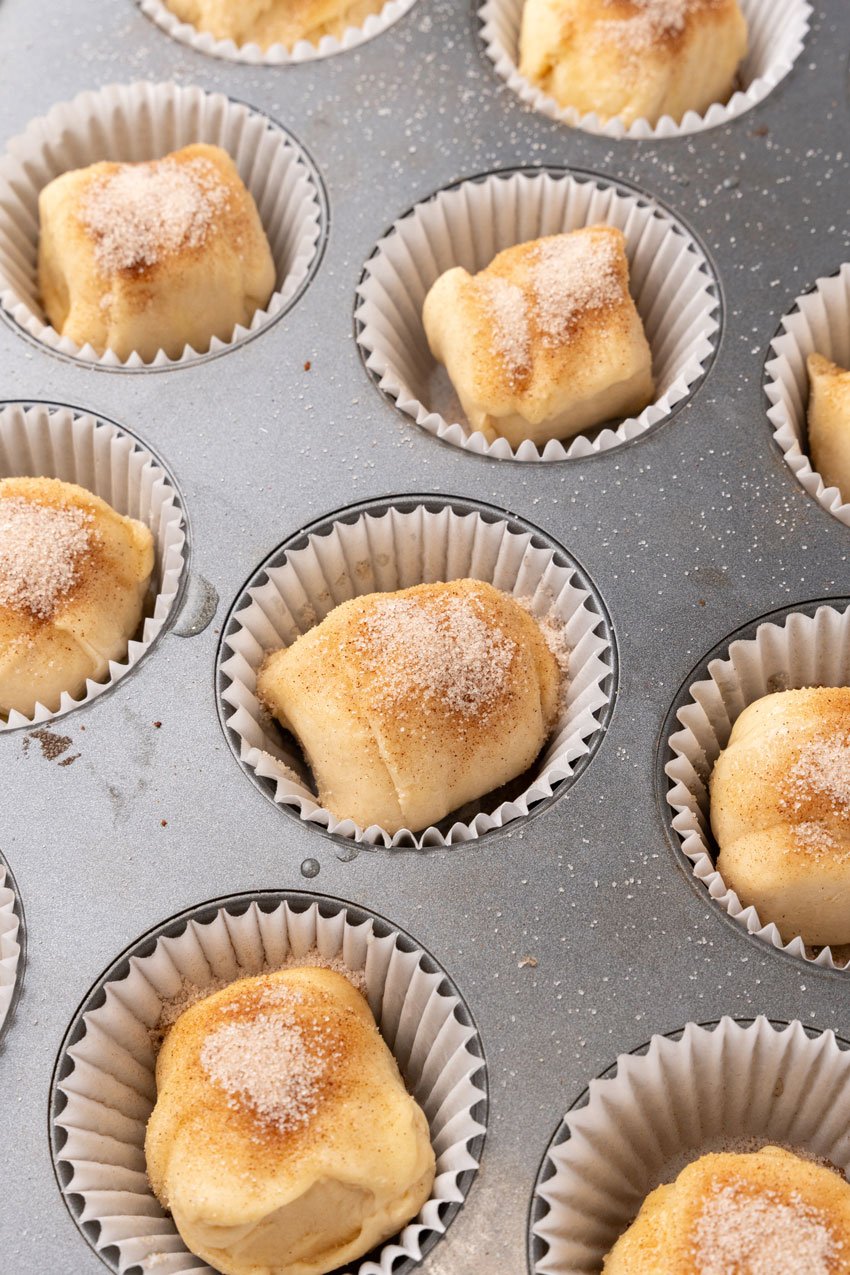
[598, 0, 722, 53]
[692, 1182, 839, 1274]
[479, 275, 531, 381]
[349, 587, 517, 719]
[477, 232, 625, 380]
[200, 984, 342, 1135]
[530, 234, 623, 340]
[0, 496, 92, 618]
[81, 156, 231, 275]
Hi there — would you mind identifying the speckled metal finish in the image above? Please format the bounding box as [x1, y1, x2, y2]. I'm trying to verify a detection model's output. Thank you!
[0, 1, 848, 1272]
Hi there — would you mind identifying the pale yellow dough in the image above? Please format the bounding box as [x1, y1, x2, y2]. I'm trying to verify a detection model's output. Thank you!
[146, 967, 436, 1275]
[710, 687, 850, 947]
[422, 226, 654, 448]
[163, 0, 385, 49]
[519, 0, 748, 128]
[38, 143, 275, 361]
[604, 1146, 850, 1272]
[0, 477, 154, 718]
[808, 352, 850, 504]
[257, 579, 561, 833]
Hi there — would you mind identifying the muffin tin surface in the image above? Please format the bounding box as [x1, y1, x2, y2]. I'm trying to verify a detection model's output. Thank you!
[0, 0, 849, 1271]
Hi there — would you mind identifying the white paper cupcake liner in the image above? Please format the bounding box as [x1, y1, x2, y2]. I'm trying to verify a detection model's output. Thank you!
[480, 0, 812, 140]
[218, 498, 615, 847]
[664, 601, 850, 970]
[139, 0, 418, 64]
[766, 263, 850, 527]
[0, 81, 325, 369]
[532, 1016, 850, 1274]
[52, 891, 487, 1275]
[0, 857, 22, 1041]
[355, 169, 719, 461]
[0, 401, 187, 729]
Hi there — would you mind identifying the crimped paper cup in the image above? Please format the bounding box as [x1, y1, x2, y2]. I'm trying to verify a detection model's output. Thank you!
[355, 169, 719, 461]
[665, 602, 850, 970]
[139, 0, 418, 64]
[52, 892, 487, 1275]
[531, 1016, 850, 1273]
[0, 81, 325, 369]
[219, 499, 615, 846]
[766, 263, 850, 527]
[480, 0, 812, 140]
[0, 402, 186, 728]
[0, 856, 22, 1040]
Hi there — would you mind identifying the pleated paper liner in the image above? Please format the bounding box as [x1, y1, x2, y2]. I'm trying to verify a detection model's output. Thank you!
[139, 0, 418, 64]
[0, 81, 326, 369]
[479, 0, 812, 140]
[531, 1016, 850, 1274]
[0, 402, 187, 729]
[355, 169, 720, 462]
[51, 891, 487, 1275]
[218, 497, 616, 847]
[766, 263, 850, 528]
[664, 601, 850, 970]
[0, 852, 23, 1043]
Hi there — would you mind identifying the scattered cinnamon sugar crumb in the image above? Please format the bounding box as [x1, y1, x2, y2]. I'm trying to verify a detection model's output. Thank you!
[303, 360, 312, 371]
[81, 155, 230, 275]
[0, 497, 92, 618]
[517, 598, 571, 716]
[350, 587, 517, 720]
[692, 1182, 839, 1274]
[28, 728, 73, 761]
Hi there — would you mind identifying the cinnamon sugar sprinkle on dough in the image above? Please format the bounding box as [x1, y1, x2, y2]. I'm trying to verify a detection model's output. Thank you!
[81, 156, 231, 275]
[478, 234, 624, 380]
[350, 587, 517, 719]
[479, 275, 531, 381]
[692, 1182, 839, 1275]
[598, 0, 723, 53]
[200, 986, 338, 1135]
[531, 235, 623, 340]
[153, 951, 367, 1048]
[782, 736, 850, 815]
[0, 497, 92, 618]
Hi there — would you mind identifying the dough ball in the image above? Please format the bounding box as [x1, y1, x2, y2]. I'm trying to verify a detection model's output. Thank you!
[422, 226, 654, 448]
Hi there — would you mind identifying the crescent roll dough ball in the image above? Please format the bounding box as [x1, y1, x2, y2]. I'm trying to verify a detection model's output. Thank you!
[257, 579, 561, 834]
[808, 353, 850, 504]
[422, 226, 654, 448]
[38, 143, 275, 362]
[146, 967, 436, 1275]
[519, 0, 748, 128]
[603, 1146, 850, 1272]
[710, 687, 850, 947]
[162, 0, 386, 49]
[0, 477, 154, 718]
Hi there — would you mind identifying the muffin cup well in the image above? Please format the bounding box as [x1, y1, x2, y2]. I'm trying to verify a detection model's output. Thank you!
[0, 81, 325, 369]
[355, 169, 719, 461]
[479, 0, 812, 140]
[531, 1016, 850, 1274]
[139, 0, 418, 64]
[0, 856, 22, 1041]
[664, 602, 850, 970]
[766, 263, 850, 528]
[51, 892, 487, 1275]
[0, 402, 186, 728]
[218, 497, 615, 847]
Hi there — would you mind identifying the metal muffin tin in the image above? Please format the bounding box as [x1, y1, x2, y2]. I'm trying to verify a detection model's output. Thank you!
[0, 0, 848, 1271]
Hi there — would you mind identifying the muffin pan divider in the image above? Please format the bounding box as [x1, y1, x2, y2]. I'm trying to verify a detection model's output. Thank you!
[0, 0, 849, 1271]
